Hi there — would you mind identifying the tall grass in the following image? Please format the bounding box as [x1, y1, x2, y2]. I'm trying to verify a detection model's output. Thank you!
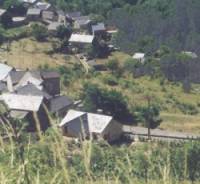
[0, 117, 199, 184]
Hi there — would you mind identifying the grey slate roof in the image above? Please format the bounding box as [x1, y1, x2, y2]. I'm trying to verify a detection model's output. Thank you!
[9, 70, 26, 85]
[15, 83, 52, 100]
[66, 11, 81, 19]
[27, 8, 41, 15]
[92, 23, 105, 33]
[57, 10, 65, 16]
[74, 16, 90, 21]
[48, 22, 63, 31]
[49, 95, 73, 113]
[0, 82, 7, 92]
[29, 70, 42, 80]
[0, 9, 6, 17]
[42, 11, 55, 20]
[41, 71, 60, 79]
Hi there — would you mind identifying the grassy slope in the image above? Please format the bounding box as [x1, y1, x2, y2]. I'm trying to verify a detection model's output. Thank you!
[71, 52, 200, 134]
[0, 38, 79, 69]
[1, 39, 200, 134]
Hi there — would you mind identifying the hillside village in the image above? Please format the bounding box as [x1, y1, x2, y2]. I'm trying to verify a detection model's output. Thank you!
[0, 1, 200, 183]
[0, 0, 200, 143]
[0, 0, 125, 143]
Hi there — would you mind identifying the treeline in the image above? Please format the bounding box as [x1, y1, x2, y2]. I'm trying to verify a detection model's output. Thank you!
[47, 0, 138, 16]
[109, 0, 200, 55]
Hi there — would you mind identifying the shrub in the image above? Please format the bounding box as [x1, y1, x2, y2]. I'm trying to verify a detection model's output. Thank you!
[103, 75, 118, 86]
[30, 23, 48, 41]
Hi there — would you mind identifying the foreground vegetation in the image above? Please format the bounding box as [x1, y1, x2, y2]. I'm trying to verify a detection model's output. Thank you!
[0, 119, 200, 184]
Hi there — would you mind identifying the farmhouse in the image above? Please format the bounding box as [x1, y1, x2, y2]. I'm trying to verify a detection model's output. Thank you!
[59, 110, 122, 142]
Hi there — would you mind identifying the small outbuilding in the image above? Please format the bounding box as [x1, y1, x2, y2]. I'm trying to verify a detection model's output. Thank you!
[59, 110, 122, 142]
[132, 52, 145, 63]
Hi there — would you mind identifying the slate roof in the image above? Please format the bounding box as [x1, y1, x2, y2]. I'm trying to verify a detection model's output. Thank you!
[41, 71, 60, 79]
[75, 19, 91, 27]
[0, 82, 7, 92]
[92, 23, 106, 33]
[48, 22, 63, 31]
[16, 71, 43, 90]
[27, 8, 41, 15]
[0, 63, 13, 81]
[74, 16, 91, 26]
[21, 0, 38, 4]
[59, 110, 113, 134]
[66, 11, 81, 19]
[0, 9, 6, 16]
[15, 83, 52, 100]
[9, 70, 26, 85]
[42, 11, 55, 20]
[1, 93, 43, 112]
[36, 2, 51, 10]
[69, 34, 94, 43]
[133, 53, 145, 59]
[57, 10, 65, 16]
[49, 95, 73, 113]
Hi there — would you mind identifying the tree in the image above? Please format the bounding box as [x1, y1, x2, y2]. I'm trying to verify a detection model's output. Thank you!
[123, 58, 138, 73]
[106, 58, 119, 74]
[83, 83, 132, 121]
[139, 96, 162, 140]
[31, 24, 48, 41]
[0, 12, 12, 28]
[56, 25, 72, 40]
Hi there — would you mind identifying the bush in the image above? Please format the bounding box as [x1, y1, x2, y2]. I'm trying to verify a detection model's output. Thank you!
[30, 23, 48, 41]
[103, 75, 118, 86]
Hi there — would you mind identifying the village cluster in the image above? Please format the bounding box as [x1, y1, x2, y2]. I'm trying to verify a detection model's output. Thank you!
[1, 0, 198, 144]
[0, 63, 123, 142]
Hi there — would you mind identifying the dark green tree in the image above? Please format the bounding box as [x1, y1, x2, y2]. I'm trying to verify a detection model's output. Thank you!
[139, 96, 162, 139]
[31, 24, 48, 41]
